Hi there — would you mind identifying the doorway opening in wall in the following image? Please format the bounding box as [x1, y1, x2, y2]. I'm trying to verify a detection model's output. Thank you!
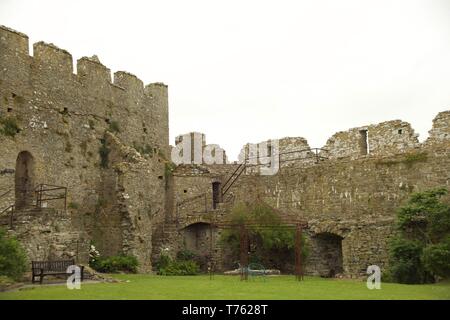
[359, 129, 369, 155]
[181, 222, 215, 272]
[311, 232, 343, 278]
[212, 181, 221, 209]
[15, 151, 35, 210]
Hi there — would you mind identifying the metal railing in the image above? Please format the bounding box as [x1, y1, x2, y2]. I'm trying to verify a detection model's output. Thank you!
[35, 184, 67, 210]
[0, 204, 14, 229]
[0, 184, 67, 229]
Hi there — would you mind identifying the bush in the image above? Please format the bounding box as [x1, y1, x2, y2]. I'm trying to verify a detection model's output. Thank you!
[90, 254, 138, 273]
[422, 236, 450, 279]
[156, 252, 200, 276]
[388, 237, 433, 284]
[176, 249, 197, 261]
[388, 187, 450, 283]
[0, 228, 27, 281]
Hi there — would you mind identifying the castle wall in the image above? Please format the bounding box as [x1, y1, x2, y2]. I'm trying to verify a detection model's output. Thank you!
[171, 114, 450, 277]
[0, 25, 169, 270]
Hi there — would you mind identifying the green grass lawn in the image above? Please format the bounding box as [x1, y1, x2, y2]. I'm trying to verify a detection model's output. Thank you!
[0, 275, 449, 300]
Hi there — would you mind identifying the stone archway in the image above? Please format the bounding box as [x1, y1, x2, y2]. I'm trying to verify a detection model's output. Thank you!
[182, 222, 212, 253]
[15, 151, 35, 209]
[181, 222, 216, 271]
[308, 232, 344, 277]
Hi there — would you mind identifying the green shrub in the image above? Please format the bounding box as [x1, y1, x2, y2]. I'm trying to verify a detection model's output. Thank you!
[0, 228, 27, 281]
[0, 117, 20, 137]
[422, 236, 450, 278]
[176, 249, 197, 261]
[388, 187, 450, 283]
[90, 254, 138, 273]
[388, 237, 433, 284]
[156, 252, 200, 276]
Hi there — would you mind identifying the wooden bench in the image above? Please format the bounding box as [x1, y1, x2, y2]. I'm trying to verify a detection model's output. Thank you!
[31, 259, 84, 284]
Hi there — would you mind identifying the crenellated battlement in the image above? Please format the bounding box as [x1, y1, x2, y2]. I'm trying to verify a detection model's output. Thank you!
[0, 25, 29, 54]
[0, 25, 168, 103]
[114, 71, 144, 97]
[33, 41, 73, 77]
[0, 25, 169, 156]
[77, 56, 112, 85]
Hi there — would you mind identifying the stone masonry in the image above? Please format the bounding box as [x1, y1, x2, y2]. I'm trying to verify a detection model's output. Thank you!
[1, 25, 449, 277]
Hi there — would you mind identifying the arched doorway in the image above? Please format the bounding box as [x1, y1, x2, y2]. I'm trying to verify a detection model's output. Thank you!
[182, 222, 215, 271]
[15, 151, 35, 209]
[309, 232, 344, 277]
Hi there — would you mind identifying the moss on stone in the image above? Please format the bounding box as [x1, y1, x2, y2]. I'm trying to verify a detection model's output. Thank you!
[0, 117, 20, 137]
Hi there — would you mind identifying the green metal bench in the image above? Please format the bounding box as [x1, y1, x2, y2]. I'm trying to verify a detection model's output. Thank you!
[247, 263, 267, 281]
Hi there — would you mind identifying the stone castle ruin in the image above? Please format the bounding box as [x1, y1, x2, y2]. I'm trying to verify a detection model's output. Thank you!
[1, 25, 449, 277]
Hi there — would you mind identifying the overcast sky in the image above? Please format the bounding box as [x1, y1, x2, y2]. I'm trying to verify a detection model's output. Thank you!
[1, 0, 449, 160]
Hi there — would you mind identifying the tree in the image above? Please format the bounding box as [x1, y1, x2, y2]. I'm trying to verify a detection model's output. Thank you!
[388, 187, 450, 283]
[220, 202, 309, 272]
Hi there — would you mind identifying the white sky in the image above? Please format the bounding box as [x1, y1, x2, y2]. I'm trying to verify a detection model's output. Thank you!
[1, 0, 450, 160]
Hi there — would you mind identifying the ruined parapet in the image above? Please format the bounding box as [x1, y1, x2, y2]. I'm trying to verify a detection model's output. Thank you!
[173, 132, 227, 165]
[204, 144, 227, 164]
[323, 120, 419, 160]
[238, 136, 314, 174]
[426, 110, 450, 145]
[0, 25, 31, 88]
[33, 42, 73, 80]
[175, 132, 206, 164]
[278, 137, 316, 166]
[77, 55, 112, 100]
[367, 120, 419, 155]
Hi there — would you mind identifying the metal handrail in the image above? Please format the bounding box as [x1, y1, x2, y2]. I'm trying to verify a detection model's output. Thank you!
[222, 159, 247, 191]
[0, 204, 15, 229]
[222, 164, 246, 196]
[35, 184, 67, 210]
[0, 189, 12, 199]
